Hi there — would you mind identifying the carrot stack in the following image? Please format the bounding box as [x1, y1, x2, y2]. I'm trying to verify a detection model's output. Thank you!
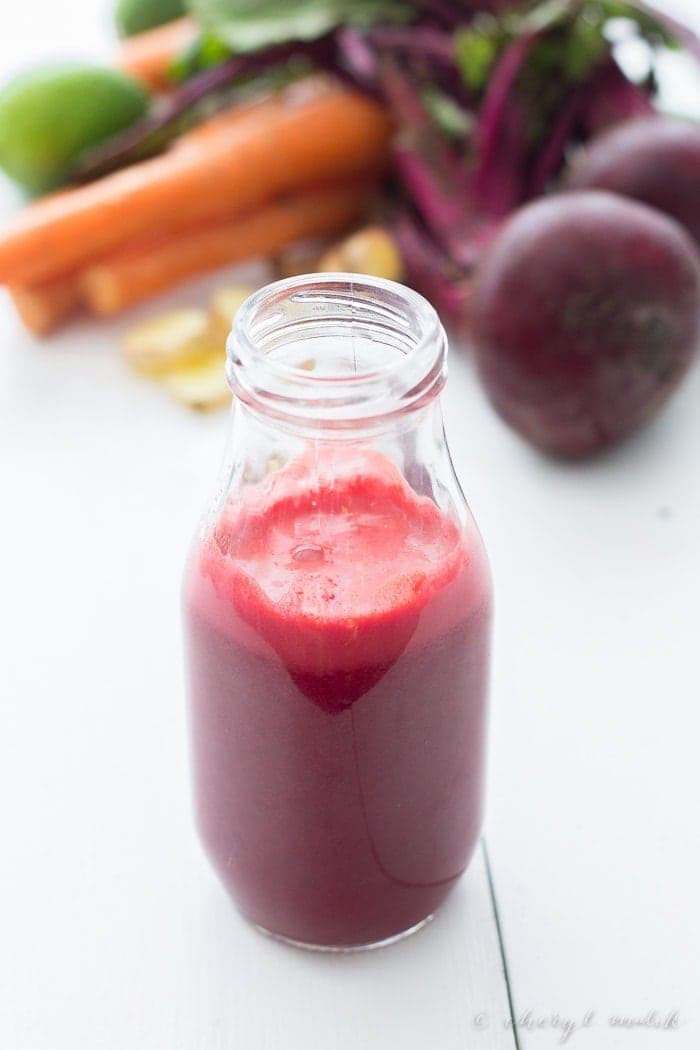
[0, 80, 392, 334]
[83, 181, 370, 315]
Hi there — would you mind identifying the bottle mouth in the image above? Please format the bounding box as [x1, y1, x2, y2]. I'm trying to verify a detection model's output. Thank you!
[227, 273, 447, 429]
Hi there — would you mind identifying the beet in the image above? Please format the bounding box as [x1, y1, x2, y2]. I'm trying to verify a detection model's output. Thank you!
[565, 116, 700, 244]
[469, 191, 700, 457]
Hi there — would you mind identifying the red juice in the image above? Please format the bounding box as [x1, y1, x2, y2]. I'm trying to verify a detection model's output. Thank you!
[184, 447, 491, 948]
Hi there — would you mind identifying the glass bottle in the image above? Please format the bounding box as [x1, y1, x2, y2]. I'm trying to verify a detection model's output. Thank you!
[183, 274, 492, 950]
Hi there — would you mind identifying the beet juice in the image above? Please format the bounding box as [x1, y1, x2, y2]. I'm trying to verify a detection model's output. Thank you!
[183, 275, 492, 949]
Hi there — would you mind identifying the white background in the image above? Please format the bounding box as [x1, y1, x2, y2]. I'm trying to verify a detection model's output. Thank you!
[1, 3, 699, 1048]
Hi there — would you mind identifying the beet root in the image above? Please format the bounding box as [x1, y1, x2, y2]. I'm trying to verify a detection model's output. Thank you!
[469, 191, 700, 457]
[565, 116, 700, 244]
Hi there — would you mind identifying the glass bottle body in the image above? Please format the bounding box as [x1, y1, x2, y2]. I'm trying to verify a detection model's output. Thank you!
[183, 276, 492, 949]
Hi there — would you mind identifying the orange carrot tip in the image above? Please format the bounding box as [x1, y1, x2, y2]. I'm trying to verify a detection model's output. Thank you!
[8, 276, 81, 336]
[116, 16, 198, 92]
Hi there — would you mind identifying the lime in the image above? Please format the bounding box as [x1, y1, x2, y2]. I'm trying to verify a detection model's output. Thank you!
[0, 65, 149, 194]
[116, 0, 186, 37]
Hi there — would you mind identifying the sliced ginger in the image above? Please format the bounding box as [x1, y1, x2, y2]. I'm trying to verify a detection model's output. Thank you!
[121, 286, 254, 411]
[208, 285, 253, 346]
[319, 226, 403, 282]
[164, 354, 231, 412]
[122, 308, 213, 376]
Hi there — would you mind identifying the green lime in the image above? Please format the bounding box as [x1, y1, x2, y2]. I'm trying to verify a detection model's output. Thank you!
[116, 0, 186, 37]
[0, 64, 149, 194]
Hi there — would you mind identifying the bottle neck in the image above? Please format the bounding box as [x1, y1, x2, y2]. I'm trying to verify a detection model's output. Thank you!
[227, 273, 447, 436]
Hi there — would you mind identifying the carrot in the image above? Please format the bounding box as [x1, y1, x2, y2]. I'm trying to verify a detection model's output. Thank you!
[9, 276, 80, 335]
[81, 181, 368, 316]
[116, 16, 198, 91]
[0, 82, 391, 288]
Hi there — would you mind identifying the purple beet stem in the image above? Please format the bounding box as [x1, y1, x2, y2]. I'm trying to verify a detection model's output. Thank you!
[70, 39, 333, 181]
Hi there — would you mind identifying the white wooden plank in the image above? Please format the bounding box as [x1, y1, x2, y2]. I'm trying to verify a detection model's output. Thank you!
[178, 845, 515, 1050]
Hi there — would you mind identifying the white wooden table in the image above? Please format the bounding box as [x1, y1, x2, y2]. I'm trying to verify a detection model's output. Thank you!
[1, 3, 699, 1048]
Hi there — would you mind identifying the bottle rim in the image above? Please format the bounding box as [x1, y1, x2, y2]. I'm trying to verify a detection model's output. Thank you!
[227, 273, 448, 429]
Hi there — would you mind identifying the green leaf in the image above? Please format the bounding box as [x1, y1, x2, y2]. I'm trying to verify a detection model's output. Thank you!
[563, 17, 607, 82]
[421, 86, 473, 138]
[170, 33, 233, 81]
[185, 0, 412, 52]
[454, 26, 500, 92]
[505, 0, 576, 36]
[116, 0, 186, 37]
